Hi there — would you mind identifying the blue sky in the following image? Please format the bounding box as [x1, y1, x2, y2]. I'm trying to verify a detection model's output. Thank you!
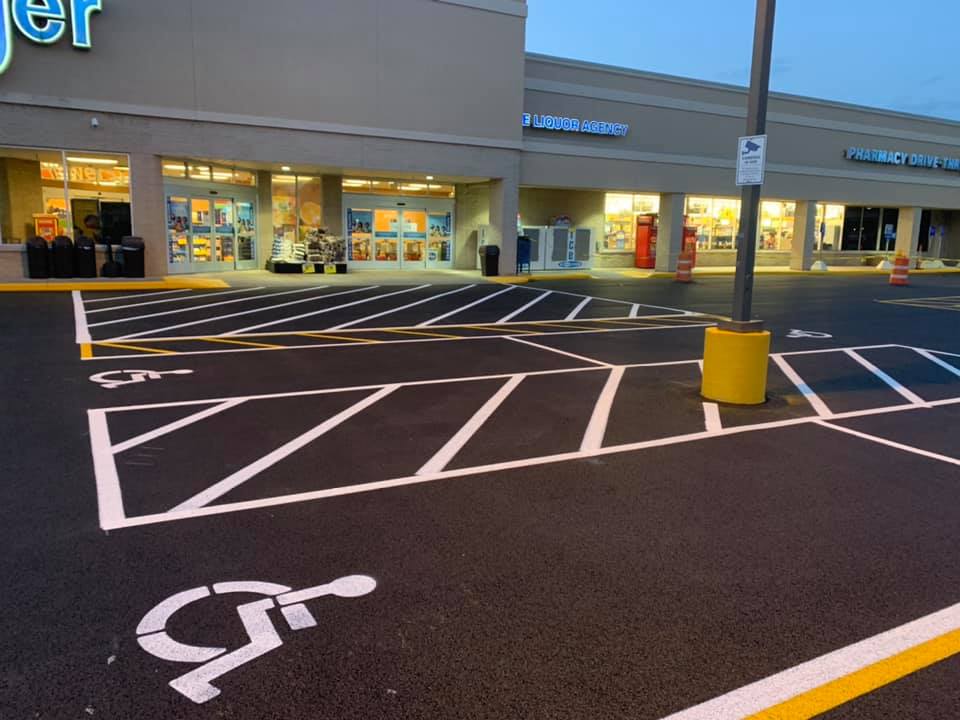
[525, 0, 960, 121]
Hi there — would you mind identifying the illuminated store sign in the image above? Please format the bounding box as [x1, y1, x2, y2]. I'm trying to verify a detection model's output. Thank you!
[523, 113, 629, 137]
[845, 146, 960, 173]
[0, 0, 102, 76]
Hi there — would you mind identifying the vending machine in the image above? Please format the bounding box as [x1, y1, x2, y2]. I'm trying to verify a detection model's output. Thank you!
[635, 214, 658, 268]
[683, 225, 698, 267]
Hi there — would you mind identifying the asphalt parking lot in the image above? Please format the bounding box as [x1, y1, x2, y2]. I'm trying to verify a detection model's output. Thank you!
[3, 273, 960, 719]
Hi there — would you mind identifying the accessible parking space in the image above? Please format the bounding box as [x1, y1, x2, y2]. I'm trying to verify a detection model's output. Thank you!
[9, 275, 960, 718]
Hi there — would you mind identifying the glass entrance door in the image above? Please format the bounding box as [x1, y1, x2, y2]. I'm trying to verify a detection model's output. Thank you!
[400, 210, 427, 268]
[166, 192, 258, 273]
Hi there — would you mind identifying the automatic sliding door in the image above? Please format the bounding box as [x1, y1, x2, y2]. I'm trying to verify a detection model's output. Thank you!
[400, 210, 427, 268]
[190, 198, 213, 265]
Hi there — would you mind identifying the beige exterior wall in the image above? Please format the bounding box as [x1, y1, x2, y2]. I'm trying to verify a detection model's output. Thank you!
[453, 183, 490, 270]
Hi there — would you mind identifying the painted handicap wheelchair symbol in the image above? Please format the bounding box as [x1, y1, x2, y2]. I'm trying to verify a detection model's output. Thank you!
[89, 368, 193, 389]
[787, 329, 833, 339]
[136, 575, 377, 704]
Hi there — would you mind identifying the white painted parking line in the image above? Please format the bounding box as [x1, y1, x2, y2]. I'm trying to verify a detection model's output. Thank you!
[815, 420, 960, 467]
[89, 287, 328, 328]
[108, 286, 375, 341]
[87, 409, 125, 530]
[496, 289, 552, 323]
[657, 598, 960, 720]
[172, 385, 401, 511]
[546, 286, 690, 315]
[913, 348, 960, 378]
[326, 284, 475, 330]
[703, 402, 722, 433]
[844, 349, 928, 406]
[565, 296, 592, 321]
[111, 399, 247, 455]
[226, 285, 427, 335]
[580, 366, 626, 451]
[85, 287, 263, 314]
[417, 374, 526, 476]
[72, 291, 91, 345]
[417, 285, 517, 326]
[506, 335, 612, 368]
[83, 288, 194, 304]
[770, 354, 832, 417]
[628, 304, 641, 318]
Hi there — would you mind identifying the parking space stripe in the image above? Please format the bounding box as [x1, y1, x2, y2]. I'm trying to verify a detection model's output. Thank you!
[90, 287, 330, 328]
[72, 291, 91, 344]
[326, 284, 475, 330]
[200, 337, 285, 349]
[110, 286, 377, 340]
[565, 297, 592, 320]
[417, 374, 526, 475]
[913, 348, 960, 378]
[580, 366, 626, 451]
[83, 288, 193, 304]
[111, 399, 246, 455]
[496, 289, 551, 323]
[417, 285, 517, 326]
[85, 287, 262, 313]
[87, 409, 126, 530]
[770, 354, 832, 417]
[660, 600, 960, 720]
[844, 349, 928, 405]
[629, 303, 641, 318]
[815, 420, 960, 467]
[171, 385, 401, 511]
[506, 335, 612, 367]
[226, 285, 426, 335]
[703, 402, 722, 433]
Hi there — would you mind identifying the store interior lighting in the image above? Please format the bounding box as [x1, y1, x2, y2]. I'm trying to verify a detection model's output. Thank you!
[66, 156, 118, 165]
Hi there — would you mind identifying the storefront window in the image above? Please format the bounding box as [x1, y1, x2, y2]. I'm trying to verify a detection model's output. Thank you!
[686, 196, 740, 251]
[602, 193, 660, 253]
[841, 207, 883, 251]
[297, 176, 323, 244]
[271, 175, 298, 251]
[815, 204, 844, 250]
[162, 160, 257, 187]
[0, 146, 130, 244]
[758, 200, 795, 251]
[343, 177, 455, 198]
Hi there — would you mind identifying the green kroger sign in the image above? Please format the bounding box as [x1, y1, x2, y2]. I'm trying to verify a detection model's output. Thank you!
[0, 0, 102, 76]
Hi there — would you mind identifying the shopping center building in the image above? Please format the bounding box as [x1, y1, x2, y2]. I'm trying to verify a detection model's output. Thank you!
[1, 0, 960, 279]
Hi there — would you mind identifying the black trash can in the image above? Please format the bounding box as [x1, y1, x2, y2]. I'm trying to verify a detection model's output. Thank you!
[121, 236, 146, 278]
[479, 244, 500, 277]
[52, 235, 75, 278]
[74, 235, 97, 278]
[25, 237, 50, 279]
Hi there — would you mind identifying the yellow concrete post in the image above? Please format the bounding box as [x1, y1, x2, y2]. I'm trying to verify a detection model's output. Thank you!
[701, 327, 771, 405]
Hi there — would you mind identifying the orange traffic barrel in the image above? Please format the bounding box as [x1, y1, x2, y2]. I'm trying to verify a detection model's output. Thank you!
[890, 255, 909, 286]
[676, 252, 693, 283]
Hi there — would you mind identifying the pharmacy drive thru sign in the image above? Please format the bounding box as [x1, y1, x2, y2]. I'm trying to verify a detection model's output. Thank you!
[0, 0, 102, 76]
[736, 134, 768, 186]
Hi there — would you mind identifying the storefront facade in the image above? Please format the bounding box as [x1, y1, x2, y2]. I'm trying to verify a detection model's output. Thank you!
[1, 0, 959, 279]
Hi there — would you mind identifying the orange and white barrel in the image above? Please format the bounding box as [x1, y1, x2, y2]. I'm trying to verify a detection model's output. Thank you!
[890, 255, 909, 286]
[675, 252, 693, 283]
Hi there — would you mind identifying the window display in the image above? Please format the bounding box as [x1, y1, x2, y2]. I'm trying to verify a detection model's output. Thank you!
[602, 193, 660, 253]
[343, 178, 456, 198]
[686, 196, 740, 251]
[162, 161, 256, 187]
[758, 201, 796, 251]
[815, 204, 844, 251]
[167, 195, 190, 264]
[347, 209, 373, 261]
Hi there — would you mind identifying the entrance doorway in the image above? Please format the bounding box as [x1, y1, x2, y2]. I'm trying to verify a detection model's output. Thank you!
[166, 190, 258, 273]
[345, 195, 454, 270]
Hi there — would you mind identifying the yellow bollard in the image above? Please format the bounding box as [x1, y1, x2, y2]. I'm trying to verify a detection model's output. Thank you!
[701, 327, 771, 405]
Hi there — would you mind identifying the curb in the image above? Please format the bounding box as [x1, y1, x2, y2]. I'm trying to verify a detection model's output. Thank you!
[494, 272, 594, 284]
[620, 268, 960, 279]
[0, 277, 230, 292]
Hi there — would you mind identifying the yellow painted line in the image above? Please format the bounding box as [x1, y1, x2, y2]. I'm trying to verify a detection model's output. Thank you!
[95, 341, 177, 355]
[80, 343, 93, 359]
[592, 318, 663, 328]
[200, 337, 285, 349]
[298, 332, 380, 344]
[462, 325, 540, 335]
[745, 628, 960, 719]
[527, 321, 608, 332]
[382, 328, 463, 340]
[0, 278, 228, 292]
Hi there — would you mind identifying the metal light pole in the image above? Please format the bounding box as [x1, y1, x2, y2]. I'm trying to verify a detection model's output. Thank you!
[729, 0, 776, 330]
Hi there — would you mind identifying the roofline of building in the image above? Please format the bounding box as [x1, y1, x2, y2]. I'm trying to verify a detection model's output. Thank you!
[524, 52, 960, 130]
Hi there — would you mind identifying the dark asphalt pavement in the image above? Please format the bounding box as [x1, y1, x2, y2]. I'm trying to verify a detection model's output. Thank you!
[3, 274, 960, 719]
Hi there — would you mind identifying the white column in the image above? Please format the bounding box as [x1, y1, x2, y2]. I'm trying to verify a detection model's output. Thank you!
[790, 200, 816, 270]
[128, 153, 167, 277]
[488, 175, 519, 275]
[896, 207, 922, 258]
[321, 174, 343, 236]
[655, 192, 686, 272]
